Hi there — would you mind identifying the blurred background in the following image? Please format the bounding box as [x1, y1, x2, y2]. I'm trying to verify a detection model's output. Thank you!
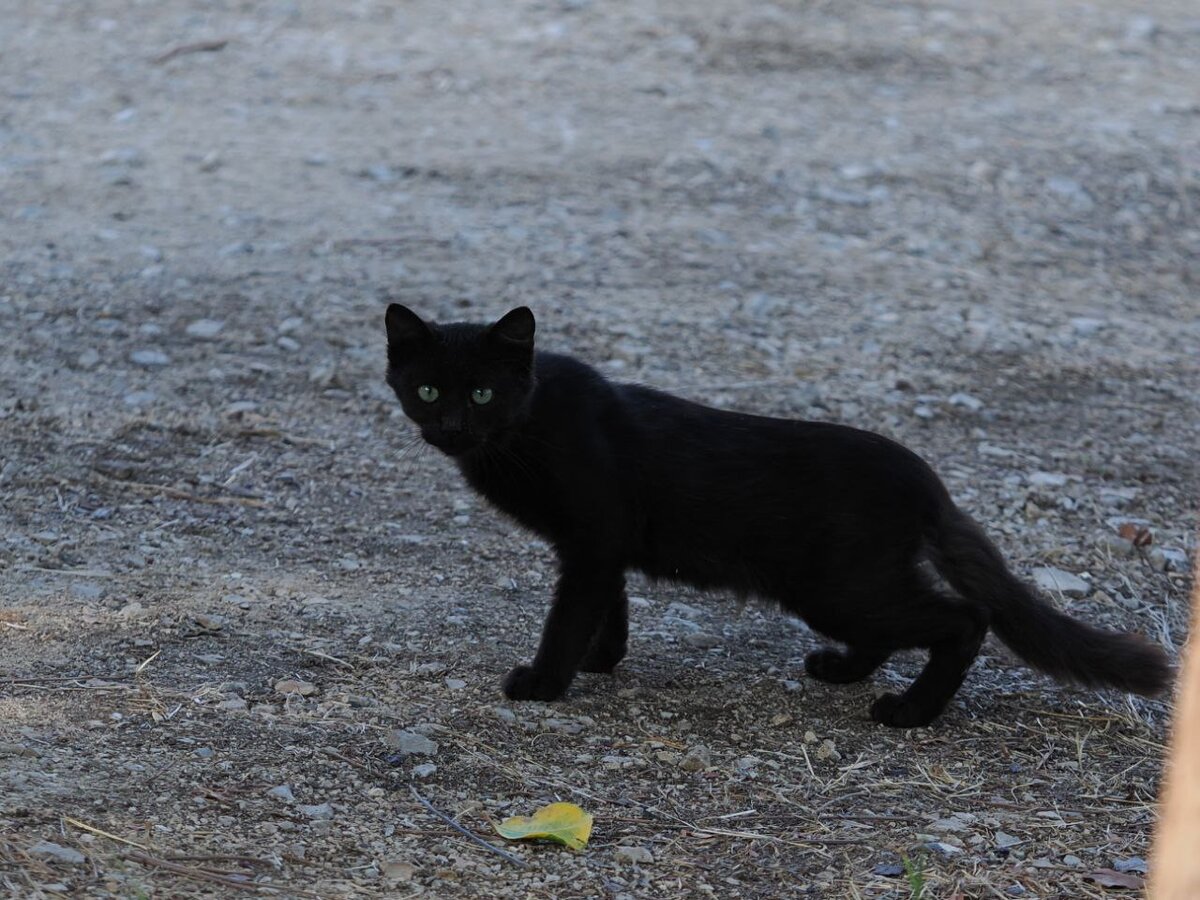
[1, 1, 1197, 896]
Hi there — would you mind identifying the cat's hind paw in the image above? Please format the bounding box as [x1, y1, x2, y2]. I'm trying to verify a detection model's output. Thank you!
[502, 664, 568, 701]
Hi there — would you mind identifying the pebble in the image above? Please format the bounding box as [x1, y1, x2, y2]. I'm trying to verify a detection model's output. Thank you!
[412, 763, 437, 778]
[1028, 471, 1068, 487]
[28, 842, 86, 865]
[266, 785, 295, 802]
[185, 319, 225, 340]
[384, 729, 439, 756]
[299, 802, 333, 820]
[123, 390, 158, 407]
[1063, 855, 1083, 867]
[948, 392, 984, 411]
[444, 678, 467, 690]
[274, 679, 317, 697]
[994, 831, 1022, 848]
[684, 632, 720, 649]
[130, 348, 170, 367]
[614, 846, 653, 865]
[1114, 857, 1148, 874]
[76, 349, 101, 370]
[1031, 567, 1091, 597]
[679, 745, 711, 772]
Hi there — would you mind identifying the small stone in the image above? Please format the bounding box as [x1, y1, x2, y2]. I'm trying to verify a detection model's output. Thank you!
[994, 831, 1021, 849]
[1114, 857, 1148, 874]
[735, 755, 760, 773]
[130, 348, 170, 367]
[1063, 855, 1083, 867]
[1045, 176, 1095, 212]
[948, 392, 983, 411]
[185, 319, 225, 340]
[928, 816, 970, 834]
[1070, 317, 1107, 336]
[28, 842, 86, 865]
[299, 803, 334, 821]
[76, 349, 101, 370]
[614, 846, 653, 865]
[123, 390, 158, 407]
[872, 863, 904, 877]
[412, 763, 437, 778]
[218, 698, 247, 711]
[277, 336, 301, 352]
[770, 713, 792, 727]
[816, 739, 841, 761]
[1031, 567, 1091, 598]
[118, 601, 146, 618]
[679, 745, 711, 772]
[266, 785, 295, 802]
[274, 679, 317, 697]
[1028, 472, 1068, 487]
[684, 633, 720, 649]
[382, 860, 417, 881]
[384, 730, 439, 757]
[193, 747, 214, 758]
[444, 678, 467, 690]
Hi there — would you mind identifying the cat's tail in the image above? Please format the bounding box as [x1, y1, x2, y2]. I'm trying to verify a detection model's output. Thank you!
[927, 507, 1172, 696]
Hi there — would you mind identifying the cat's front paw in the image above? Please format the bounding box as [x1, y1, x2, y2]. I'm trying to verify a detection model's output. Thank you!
[502, 664, 567, 702]
[869, 692, 937, 728]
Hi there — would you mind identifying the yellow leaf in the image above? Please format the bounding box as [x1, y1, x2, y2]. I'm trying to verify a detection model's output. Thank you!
[494, 802, 593, 850]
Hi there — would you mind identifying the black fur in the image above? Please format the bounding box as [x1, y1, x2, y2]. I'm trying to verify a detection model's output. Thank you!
[384, 305, 1172, 726]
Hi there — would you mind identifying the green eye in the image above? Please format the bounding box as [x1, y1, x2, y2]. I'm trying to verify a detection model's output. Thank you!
[471, 387, 494, 405]
[417, 385, 439, 403]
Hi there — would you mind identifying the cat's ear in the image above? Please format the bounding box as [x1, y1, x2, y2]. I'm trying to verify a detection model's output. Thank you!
[488, 307, 536, 351]
[385, 304, 433, 357]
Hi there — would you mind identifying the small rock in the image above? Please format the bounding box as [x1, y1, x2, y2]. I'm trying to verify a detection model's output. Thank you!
[266, 785, 295, 802]
[76, 349, 101, 370]
[872, 862, 904, 877]
[815, 739, 841, 761]
[1063, 855, 1083, 867]
[218, 698, 247, 711]
[735, 755, 760, 774]
[1070, 317, 1107, 337]
[927, 816, 970, 834]
[193, 747, 214, 759]
[994, 831, 1022, 849]
[948, 392, 984, 412]
[679, 745, 711, 772]
[117, 601, 146, 618]
[1032, 567, 1091, 597]
[123, 390, 157, 407]
[130, 348, 170, 367]
[444, 678, 467, 690]
[299, 802, 333, 821]
[384, 730, 439, 757]
[27, 842, 86, 865]
[1114, 857, 1148, 874]
[382, 860, 417, 881]
[1045, 176, 1095, 213]
[1028, 472, 1069, 487]
[274, 679, 317, 697]
[614, 846, 653, 866]
[684, 632, 720, 649]
[412, 763, 437, 779]
[185, 319, 225, 340]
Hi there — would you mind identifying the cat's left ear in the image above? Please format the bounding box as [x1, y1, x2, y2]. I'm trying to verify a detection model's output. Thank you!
[488, 307, 536, 351]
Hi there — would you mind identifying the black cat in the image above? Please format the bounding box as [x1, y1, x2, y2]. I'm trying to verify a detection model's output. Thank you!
[383, 305, 1171, 727]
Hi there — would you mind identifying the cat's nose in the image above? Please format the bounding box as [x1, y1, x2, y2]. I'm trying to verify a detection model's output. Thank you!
[441, 412, 464, 433]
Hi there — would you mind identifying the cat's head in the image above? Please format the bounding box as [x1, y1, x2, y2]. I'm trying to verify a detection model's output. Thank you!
[384, 305, 536, 456]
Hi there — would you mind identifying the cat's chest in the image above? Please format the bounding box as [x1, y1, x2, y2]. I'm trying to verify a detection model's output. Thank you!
[458, 454, 562, 536]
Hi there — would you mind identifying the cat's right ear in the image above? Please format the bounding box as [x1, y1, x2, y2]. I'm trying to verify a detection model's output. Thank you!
[385, 304, 433, 361]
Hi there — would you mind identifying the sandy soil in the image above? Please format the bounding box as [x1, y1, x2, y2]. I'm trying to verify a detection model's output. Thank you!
[1, 0, 1198, 896]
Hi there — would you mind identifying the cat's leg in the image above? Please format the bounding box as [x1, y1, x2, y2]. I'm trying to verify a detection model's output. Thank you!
[805, 646, 889, 684]
[869, 590, 988, 728]
[503, 563, 625, 701]
[578, 591, 628, 673]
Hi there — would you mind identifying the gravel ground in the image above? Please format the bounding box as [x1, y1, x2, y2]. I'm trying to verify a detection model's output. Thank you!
[1, 0, 1198, 897]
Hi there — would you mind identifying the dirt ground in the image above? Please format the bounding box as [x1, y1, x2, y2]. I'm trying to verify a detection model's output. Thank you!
[2, 0, 1199, 897]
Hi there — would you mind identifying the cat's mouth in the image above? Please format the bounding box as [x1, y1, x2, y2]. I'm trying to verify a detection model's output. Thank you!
[423, 430, 481, 457]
